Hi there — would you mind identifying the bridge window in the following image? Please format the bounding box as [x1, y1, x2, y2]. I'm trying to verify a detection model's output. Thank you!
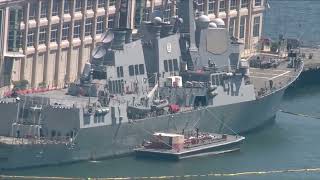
[168, 59, 173, 71]
[117, 66, 124, 77]
[129, 65, 134, 76]
[139, 64, 145, 74]
[173, 59, 179, 71]
[134, 65, 139, 75]
[164, 60, 169, 72]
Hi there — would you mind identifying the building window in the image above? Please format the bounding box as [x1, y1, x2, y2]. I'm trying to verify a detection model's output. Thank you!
[62, 23, 70, 40]
[75, 0, 83, 12]
[8, 8, 22, 52]
[229, 18, 236, 37]
[85, 18, 92, 36]
[39, 27, 47, 44]
[29, 3, 37, 20]
[197, 0, 204, 13]
[51, 25, 58, 42]
[129, 65, 134, 76]
[98, 0, 106, 8]
[108, 15, 114, 29]
[230, 0, 237, 10]
[134, 65, 139, 75]
[64, 0, 71, 14]
[109, 0, 116, 6]
[142, 7, 151, 21]
[163, 2, 172, 23]
[208, 0, 215, 14]
[87, 0, 93, 10]
[219, 0, 225, 12]
[239, 16, 246, 39]
[74, 21, 81, 38]
[27, 30, 35, 47]
[241, 0, 248, 8]
[40, 1, 48, 18]
[117, 66, 124, 77]
[253, 16, 261, 37]
[96, 16, 105, 34]
[52, 1, 60, 16]
[139, 64, 145, 75]
[255, 0, 262, 6]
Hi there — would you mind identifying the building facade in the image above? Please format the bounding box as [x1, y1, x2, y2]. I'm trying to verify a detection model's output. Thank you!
[0, 0, 265, 90]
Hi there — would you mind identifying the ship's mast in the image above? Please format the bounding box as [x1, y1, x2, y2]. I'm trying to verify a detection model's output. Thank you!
[178, 0, 197, 51]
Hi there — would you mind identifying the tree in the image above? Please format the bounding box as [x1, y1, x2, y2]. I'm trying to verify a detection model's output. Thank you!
[13, 80, 29, 90]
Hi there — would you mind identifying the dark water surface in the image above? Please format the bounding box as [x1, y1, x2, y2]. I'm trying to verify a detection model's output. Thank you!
[2, 0, 320, 179]
[263, 0, 320, 47]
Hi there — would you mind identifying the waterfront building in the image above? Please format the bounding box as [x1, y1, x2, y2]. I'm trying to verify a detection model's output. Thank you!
[0, 0, 264, 92]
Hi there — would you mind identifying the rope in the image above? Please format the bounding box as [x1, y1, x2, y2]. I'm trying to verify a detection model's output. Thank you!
[130, 119, 175, 150]
[279, 109, 320, 119]
[3, 167, 320, 179]
[204, 108, 240, 136]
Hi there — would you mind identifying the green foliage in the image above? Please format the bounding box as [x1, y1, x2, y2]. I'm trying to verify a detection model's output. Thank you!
[38, 82, 47, 88]
[13, 80, 29, 90]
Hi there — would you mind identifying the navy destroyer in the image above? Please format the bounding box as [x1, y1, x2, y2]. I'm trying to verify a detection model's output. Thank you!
[0, 0, 303, 169]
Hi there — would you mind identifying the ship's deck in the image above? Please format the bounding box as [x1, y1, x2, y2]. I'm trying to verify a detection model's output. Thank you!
[248, 54, 303, 97]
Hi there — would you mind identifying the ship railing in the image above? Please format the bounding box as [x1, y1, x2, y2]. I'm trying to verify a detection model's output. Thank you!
[255, 61, 304, 98]
[0, 136, 73, 145]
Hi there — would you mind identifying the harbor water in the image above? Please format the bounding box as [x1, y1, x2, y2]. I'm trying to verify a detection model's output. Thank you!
[2, 0, 320, 179]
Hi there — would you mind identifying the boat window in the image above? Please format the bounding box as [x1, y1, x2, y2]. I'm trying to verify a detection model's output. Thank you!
[134, 65, 139, 75]
[117, 66, 124, 77]
[168, 59, 173, 71]
[139, 64, 145, 74]
[173, 59, 179, 71]
[129, 65, 134, 76]
[164, 60, 169, 72]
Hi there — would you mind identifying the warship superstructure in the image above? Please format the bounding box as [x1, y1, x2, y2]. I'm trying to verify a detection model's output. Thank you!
[0, 0, 303, 169]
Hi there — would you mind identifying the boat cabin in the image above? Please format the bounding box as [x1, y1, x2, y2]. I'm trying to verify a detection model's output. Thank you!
[145, 132, 185, 152]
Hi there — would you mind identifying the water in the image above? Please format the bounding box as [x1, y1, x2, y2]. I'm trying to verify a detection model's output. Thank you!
[263, 0, 320, 47]
[3, 1, 320, 179]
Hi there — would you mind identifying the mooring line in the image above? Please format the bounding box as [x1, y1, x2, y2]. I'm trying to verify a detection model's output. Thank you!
[3, 167, 320, 180]
[279, 109, 320, 119]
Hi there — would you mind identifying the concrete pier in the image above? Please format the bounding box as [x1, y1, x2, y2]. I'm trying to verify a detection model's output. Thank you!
[301, 47, 320, 71]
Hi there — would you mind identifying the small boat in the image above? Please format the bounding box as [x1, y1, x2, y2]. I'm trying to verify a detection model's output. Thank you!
[134, 130, 245, 160]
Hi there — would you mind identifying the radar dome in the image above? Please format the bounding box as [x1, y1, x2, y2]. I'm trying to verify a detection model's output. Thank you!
[152, 17, 162, 24]
[208, 22, 218, 28]
[212, 18, 225, 27]
[197, 15, 210, 29]
[198, 15, 210, 23]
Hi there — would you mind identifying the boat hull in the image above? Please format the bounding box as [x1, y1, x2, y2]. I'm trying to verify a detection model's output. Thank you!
[0, 87, 285, 170]
[135, 138, 244, 160]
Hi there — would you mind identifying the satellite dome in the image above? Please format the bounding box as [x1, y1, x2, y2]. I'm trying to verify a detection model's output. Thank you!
[198, 15, 210, 23]
[152, 17, 162, 24]
[212, 18, 225, 27]
[208, 22, 218, 28]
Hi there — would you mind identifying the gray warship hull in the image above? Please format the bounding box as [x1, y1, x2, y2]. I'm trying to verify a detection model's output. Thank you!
[0, 86, 285, 169]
